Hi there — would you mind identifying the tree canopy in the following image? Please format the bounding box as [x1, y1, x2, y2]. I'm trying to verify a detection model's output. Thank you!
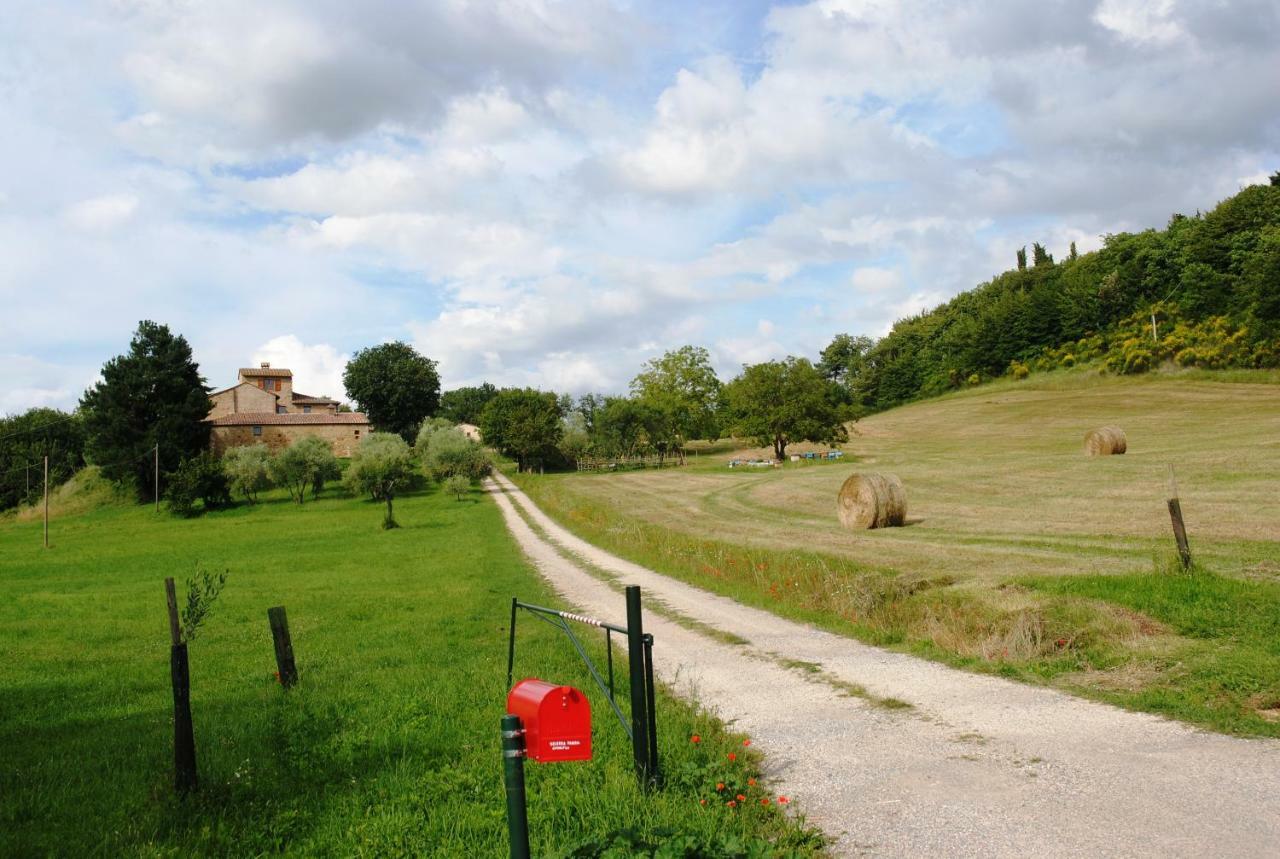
[0, 408, 86, 511]
[629, 345, 722, 445]
[438, 383, 497, 425]
[477, 388, 563, 471]
[828, 182, 1280, 412]
[79, 321, 210, 500]
[343, 342, 440, 442]
[722, 357, 850, 461]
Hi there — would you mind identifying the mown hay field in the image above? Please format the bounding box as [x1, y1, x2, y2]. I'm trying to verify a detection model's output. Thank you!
[516, 371, 1280, 735]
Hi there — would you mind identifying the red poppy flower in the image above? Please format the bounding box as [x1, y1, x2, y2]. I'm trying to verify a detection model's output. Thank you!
[727, 752, 736, 761]
[748, 778, 756, 787]
[690, 734, 701, 743]
[760, 797, 771, 806]
[742, 739, 751, 747]
[716, 782, 725, 791]
[736, 794, 746, 802]
[699, 798, 707, 806]
[726, 800, 737, 808]
[778, 796, 790, 804]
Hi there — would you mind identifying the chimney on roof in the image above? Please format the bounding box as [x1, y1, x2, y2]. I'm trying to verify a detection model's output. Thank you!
[260, 362, 270, 369]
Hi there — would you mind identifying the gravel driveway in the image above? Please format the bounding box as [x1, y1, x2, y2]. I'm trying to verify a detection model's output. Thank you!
[487, 473, 1280, 857]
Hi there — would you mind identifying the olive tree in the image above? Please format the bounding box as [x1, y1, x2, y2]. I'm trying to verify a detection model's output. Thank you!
[343, 432, 414, 529]
[269, 436, 339, 504]
[222, 444, 272, 503]
[416, 423, 490, 482]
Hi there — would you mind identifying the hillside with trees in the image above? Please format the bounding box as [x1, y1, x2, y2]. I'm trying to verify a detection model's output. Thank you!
[823, 178, 1280, 413]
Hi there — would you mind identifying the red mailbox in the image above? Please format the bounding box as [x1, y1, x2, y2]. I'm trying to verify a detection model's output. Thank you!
[506, 679, 592, 763]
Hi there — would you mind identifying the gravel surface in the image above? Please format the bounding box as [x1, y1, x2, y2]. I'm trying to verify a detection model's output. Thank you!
[487, 473, 1280, 857]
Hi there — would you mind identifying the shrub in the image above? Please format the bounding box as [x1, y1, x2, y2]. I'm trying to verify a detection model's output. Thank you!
[223, 444, 272, 503]
[445, 474, 470, 501]
[966, 373, 981, 386]
[166, 452, 230, 517]
[1009, 360, 1030, 380]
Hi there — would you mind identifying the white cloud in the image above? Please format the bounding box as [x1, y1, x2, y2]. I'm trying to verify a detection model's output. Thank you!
[250, 336, 350, 402]
[3, 0, 1278, 412]
[63, 194, 139, 232]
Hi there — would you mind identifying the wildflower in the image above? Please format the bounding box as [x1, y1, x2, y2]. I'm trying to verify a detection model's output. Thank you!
[761, 797, 771, 806]
[727, 800, 737, 808]
[716, 782, 725, 791]
[778, 796, 790, 804]
[1055, 638, 1068, 648]
[690, 734, 701, 744]
[699, 799, 707, 806]
[742, 739, 751, 747]
[748, 778, 756, 787]
[727, 752, 736, 762]
[736, 794, 746, 802]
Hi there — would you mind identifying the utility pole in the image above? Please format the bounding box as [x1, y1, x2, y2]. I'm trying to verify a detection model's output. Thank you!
[43, 456, 49, 549]
[154, 443, 160, 513]
[1151, 311, 1158, 343]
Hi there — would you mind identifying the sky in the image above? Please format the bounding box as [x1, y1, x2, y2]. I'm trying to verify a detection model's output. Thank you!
[2, 0, 1277, 412]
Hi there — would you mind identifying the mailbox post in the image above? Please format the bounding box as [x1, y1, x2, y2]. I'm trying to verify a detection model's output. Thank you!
[502, 680, 593, 857]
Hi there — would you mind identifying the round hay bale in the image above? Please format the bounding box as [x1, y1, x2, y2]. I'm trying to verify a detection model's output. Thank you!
[837, 472, 907, 530]
[1084, 426, 1127, 456]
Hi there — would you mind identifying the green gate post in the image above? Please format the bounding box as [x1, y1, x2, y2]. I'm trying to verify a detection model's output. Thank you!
[625, 585, 652, 788]
[501, 714, 530, 859]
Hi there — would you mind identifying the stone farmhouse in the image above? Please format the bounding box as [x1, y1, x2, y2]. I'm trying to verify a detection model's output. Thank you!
[207, 363, 370, 457]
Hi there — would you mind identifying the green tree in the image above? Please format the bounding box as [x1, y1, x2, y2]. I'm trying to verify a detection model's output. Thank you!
[0, 408, 86, 511]
[723, 357, 850, 461]
[417, 424, 490, 482]
[165, 451, 230, 517]
[1069, 241, 1079, 261]
[80, 321, 210, 501]
[629, 345, 723, 449]
[1032, 242, 1053, 267]
[342, 342, 441, 443]
[1016, 246, 1027, 271]
[817, 334, 875, 408]
[343, 432, 414, 529]
[592, 397, 649, 459]
[222, 444, 272, 504]
[478, 389, 563, 471]
[268, 436, 338, 504]
[438, 383, 498, 424]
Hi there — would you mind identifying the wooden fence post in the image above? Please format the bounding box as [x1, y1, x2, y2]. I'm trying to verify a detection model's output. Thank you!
[1166, 465, 1192, 570]
[165, 577, 198, 792]
[267, 606, 299, 688]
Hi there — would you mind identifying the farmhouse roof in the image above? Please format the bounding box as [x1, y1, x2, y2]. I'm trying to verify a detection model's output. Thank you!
[208, 412, 368, 426]
[291, 392, 339, 404]
[210, 381, 278, 398]
[239, 366, 293, 378]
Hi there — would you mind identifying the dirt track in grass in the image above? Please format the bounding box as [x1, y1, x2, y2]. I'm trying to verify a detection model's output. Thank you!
[487, 470, 1280, 857]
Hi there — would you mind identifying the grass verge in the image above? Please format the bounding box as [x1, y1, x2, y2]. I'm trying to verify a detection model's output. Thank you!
[0, 482, 824, 856]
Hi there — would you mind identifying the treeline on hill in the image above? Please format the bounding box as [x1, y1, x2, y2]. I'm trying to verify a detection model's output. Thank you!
[826, 177, 1280, 412]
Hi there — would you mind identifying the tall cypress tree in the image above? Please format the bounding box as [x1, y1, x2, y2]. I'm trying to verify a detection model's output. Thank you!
[80, 321, 211, 500]
[1016, 246, 1027, 270]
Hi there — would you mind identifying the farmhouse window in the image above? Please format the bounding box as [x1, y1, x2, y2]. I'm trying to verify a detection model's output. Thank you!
[252, 425, 263, 436]
[277, 406, 286, 414]
[303, 405, 311, 414]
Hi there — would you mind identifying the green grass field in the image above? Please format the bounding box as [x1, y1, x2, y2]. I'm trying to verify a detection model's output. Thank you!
[514, 370, 1280, 736]
[0, 482, 823, 856]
